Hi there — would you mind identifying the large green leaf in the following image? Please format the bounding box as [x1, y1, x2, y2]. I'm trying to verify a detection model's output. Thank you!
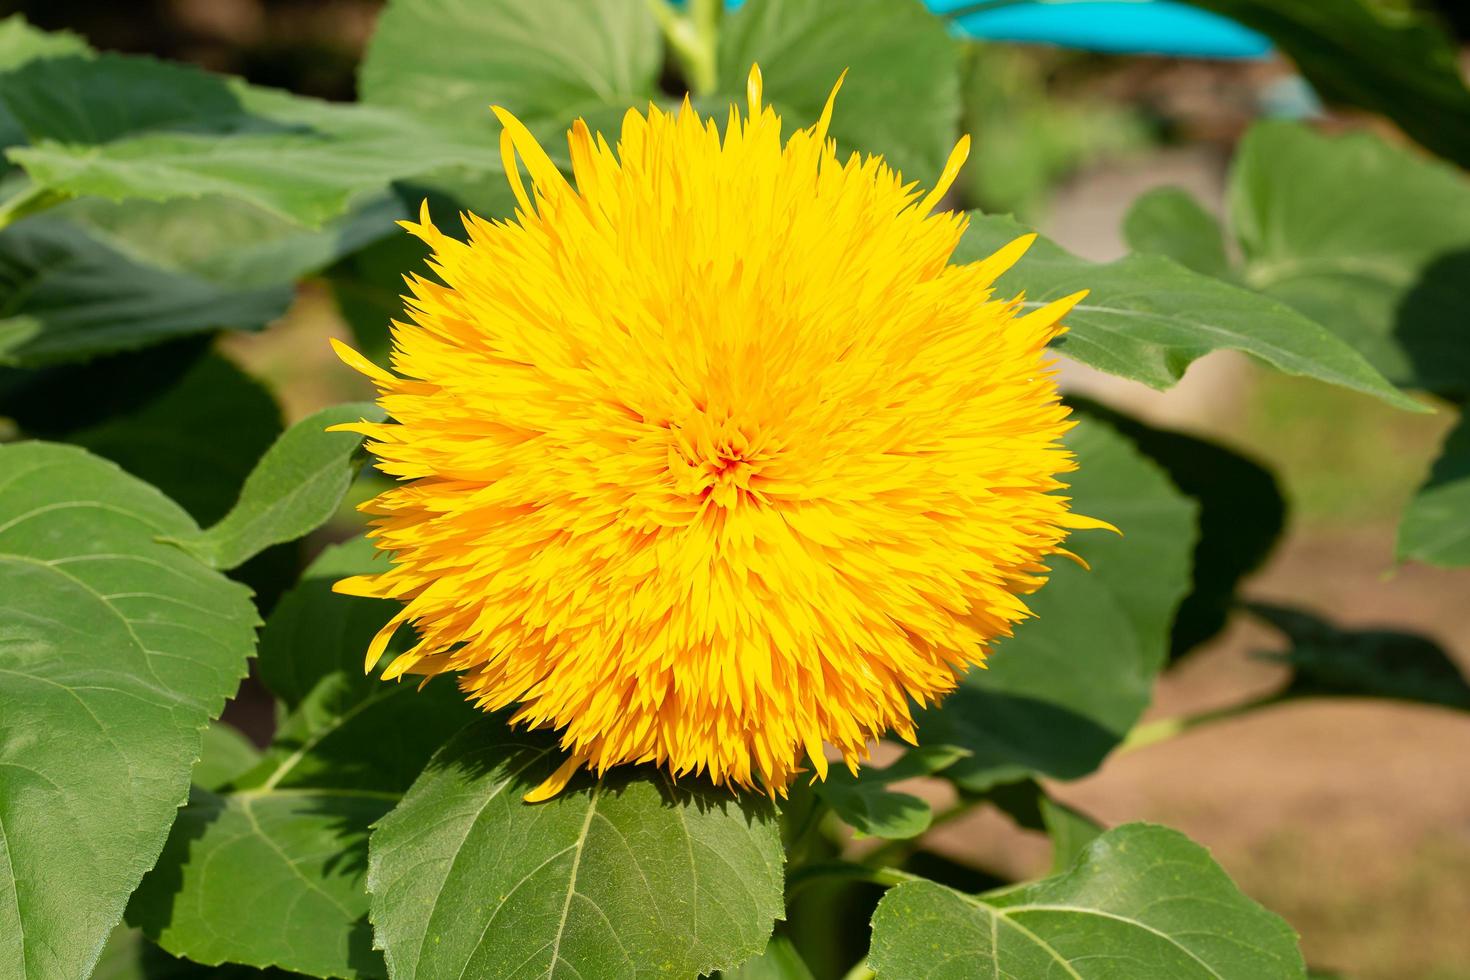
[1249, 603, 1470, 712]
[368, 719, 786, 980]
[1120, 186, 1231, 281]
[129, 542, 480, 979]
[0, 214, 292, 367]
[0, 442, 257, 980]
[192, 723, 263, 794]
[168, 403, 383, 571]
[93, 928, 298, 980]
[1181, 0, 1470, 169]
[717, 0, 961, 184]
[0, 16, 88, 152]
[919, 417, 1197, 792]
[958, 213, 1421, 411]
[869, 823, 1306, 978]
[69, 353, 283, 526]
[359, 0, 661, 150]
[722, 935, 816, 980]
[1, 47, 498, 227]
[1229, 122, 1470, 397]
[1400, 412, 1470, 567]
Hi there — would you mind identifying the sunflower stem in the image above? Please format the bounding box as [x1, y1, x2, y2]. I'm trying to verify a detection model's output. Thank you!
[785, 859, 921, 902]
[648, 0, 720, 97]
[1119, 691, 1288, 753]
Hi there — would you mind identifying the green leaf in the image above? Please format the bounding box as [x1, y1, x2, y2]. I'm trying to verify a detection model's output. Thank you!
[956, 212, 1422, 411]
[0, 442, 257, 980]
[0, 16, 89, 152]
[130, 538, 480, 979]
[870, 823, 1306, 978]
[68, 353, 283, 526]
[368, 719, 786, 980]
[1400, 412, 1470, 567]
[326, 229, 431, 363]
[717, 0, 961, 184]
[721, 935, 816, 980]
[1181, 0, 1470, 169]
[919, 416, 1197, 792]
[93, 927, 299, 979]
[815, 745, 968, 841]
[1073, 399, 1286, 658]
[168, 403, 384, 570]
[193, 723, 263, 793]
[1122, 186, 1232, 281]
[0, 214, 292, 367]
[1, 49, 499, 227]
[359, 0, 661, 152]
[1229, 122, 1470, 397]
[1249, 603, 1470, 712]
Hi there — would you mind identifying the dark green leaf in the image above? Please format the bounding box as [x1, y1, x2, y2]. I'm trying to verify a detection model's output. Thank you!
[1182, 0, 1470, 168]
[93, 927, 300, 979]
[0, 16, 89, 152]
[1122, 186, 1232, 280]
[0, 442, 257, 980]
[2, 51, 499, 227]
[368, 719, 785, 980]
[1400, 412, 1470, 567]
[815, 745, 967, 841]
[920, 417, 1197, 792]
[359, 0, 661, 151]
[193, 723, 263, 793]
[68, 353, 282, 525]
[1229, 122, 1470, 397]
[721, 935, 816, 980]
[1249, 603, 1470, 711]
[956, 213, 1421, 411]
[326, 229, 430, 363]
[717, 0, 961, 184]
[168, 403, 383, 570]
[1073, 399, 1286, 657]
[0, 214, 291, 367]
[870, 823, 1306, 978]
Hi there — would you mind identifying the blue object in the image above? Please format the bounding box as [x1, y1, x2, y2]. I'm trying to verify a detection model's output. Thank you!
[712, 0, 1272, 60]
[934, 1, 1271, 59]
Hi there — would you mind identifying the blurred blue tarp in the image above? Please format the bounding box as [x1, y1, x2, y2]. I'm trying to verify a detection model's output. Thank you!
[715, 0, 1272, 59]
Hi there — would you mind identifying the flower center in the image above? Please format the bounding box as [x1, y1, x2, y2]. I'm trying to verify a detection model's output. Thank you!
[667, 413, 774, 508]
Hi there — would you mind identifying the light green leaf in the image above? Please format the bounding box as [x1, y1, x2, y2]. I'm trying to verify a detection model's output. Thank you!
[169, 403, 383, 570]
[717, 0, 961, 184]
[1181, 0, 1470, 169]
[359, 0, 661, 151]
[368, 719, 785, 980]
[1400, 412, 1470, 567]
[0, 214, 292, 367]
[0, 442, 257, 980]
[2, 49, 499, 227]
[69, 353, 282, 525]
[870, 823, 1305, 979]
[0, 15, 89, 151]
[721, 935, 816, 980]
[193, 723, 263, 793]
[130, 540, 480, 979]
[1229, 121, 1470, 397]
[956, 212, 1423, 412]
[1122, 186, 1232, 281]
[815, 745, 968, 841]
[920, 417, 1197, 792]
[1249, 603, 1470, 712]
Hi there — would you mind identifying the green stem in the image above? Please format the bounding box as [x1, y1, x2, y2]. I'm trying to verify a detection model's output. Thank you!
[1119, 691, 1288, 754]
[840, 963, 877, 980]
[646, 0, 720, 96]
[0, 184, 65, 230]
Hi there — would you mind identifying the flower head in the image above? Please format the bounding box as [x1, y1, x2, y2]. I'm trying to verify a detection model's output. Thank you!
[332, 66, 1099, 801]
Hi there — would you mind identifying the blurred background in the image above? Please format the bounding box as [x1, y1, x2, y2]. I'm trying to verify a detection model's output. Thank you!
[7, 1, 1468, 976]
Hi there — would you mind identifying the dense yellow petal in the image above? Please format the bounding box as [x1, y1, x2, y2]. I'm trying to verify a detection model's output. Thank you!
[340, 65, 1095, 801]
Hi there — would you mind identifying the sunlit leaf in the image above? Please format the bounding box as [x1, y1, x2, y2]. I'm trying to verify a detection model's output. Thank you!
[1400, 412, 1470, 567]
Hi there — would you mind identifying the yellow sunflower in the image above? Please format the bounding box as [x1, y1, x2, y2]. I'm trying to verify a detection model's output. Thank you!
[331, 66, 1102, 802]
